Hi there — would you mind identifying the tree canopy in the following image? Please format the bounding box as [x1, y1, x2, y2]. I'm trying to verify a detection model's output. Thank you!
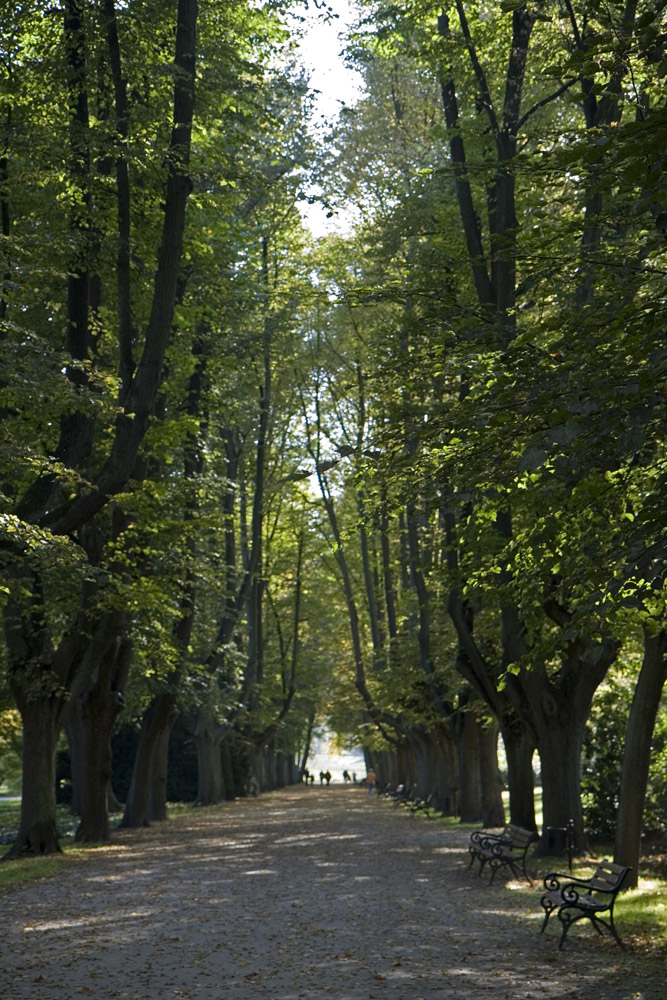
[1, 0, 666, 883]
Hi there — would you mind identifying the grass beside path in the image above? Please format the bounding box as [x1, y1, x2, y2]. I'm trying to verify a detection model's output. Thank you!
[414, 805, 667, 959]
[0, 799, 193, 886]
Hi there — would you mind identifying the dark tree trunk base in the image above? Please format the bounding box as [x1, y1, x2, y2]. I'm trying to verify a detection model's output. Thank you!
[3, 822, 63, 860]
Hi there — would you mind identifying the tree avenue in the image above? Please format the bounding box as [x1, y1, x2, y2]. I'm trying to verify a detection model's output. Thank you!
[0, 0, 666, 892]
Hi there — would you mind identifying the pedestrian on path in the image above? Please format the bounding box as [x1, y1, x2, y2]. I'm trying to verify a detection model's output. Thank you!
[366, 767, 376, 796]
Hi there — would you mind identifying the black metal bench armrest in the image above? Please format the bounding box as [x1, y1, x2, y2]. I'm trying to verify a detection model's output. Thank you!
[542, 871, 595, 892]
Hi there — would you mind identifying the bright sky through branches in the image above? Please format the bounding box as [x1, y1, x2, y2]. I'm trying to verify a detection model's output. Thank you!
[296, 1, 363, 236]
[298, 1, 363, 120]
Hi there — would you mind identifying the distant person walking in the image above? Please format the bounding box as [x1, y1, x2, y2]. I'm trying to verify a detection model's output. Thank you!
[366, 767, 376, 796]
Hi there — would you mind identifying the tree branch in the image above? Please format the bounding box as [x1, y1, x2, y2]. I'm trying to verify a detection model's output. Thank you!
[454, 0, 499, 135]
[517, 77, 580, 131]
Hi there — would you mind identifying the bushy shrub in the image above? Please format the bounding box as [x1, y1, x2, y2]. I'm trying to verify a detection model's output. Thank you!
[643, 705, 667, 834]
[583, 677, 667, 840]
[581, 680, 629, 839]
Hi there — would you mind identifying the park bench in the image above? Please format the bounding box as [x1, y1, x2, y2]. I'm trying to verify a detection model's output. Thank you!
[385, 783, 412, 805]
[468, 823, 539, 885]
[407, 791, 433, 817]
[539, 859, 631, 950]
[381, 783, 398, 798]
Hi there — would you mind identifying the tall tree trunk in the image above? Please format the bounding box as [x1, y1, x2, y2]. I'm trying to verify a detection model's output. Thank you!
[446, 566, 536, 829]
[148, 723, 173, 821]
[0, 105, 10, 324]
[408, 731, 430, 800]
[221, 739, 237, 800]
[425, 722, 459, 816]
[120, 693, 178, 827]
[614, 627, 667, 887]
[479, 719, 505, 827]
[535, 715, 587, 848]
[5, 698, 62, 857]
[69, 634, 132, 842]
[437, 1, 546, 835]
[67, 705, 85, 819]
[298, 706, 316, 776]
[4, 0, 198, 855]
[243, 237, 272, 720]
[191, 428, 244, 804]
[508, 634, 619, 852]
[501, 715, 536, 830]
[195, 709, 225, 805]
[455, 704, 483, 822]
[3, 0, 91, 861]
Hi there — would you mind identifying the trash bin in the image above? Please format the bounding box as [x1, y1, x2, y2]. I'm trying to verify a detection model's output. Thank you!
[546, 826, 567, 855]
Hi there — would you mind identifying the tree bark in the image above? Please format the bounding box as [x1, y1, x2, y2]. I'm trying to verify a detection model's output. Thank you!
[437, 3, 545, 834]
[507, 633, 619, 852]
[102, 0, 135, 392]
[298, 706, 316, 777]
[614, 627, 667, 887]
[148, 723, 173, 822]
[3, 699, 61, 858]
[479, 719, 505, 827]
[446, 567, 536, 829]
[426, 723, 459, 816]
[195, 710, 226, 805]
[4, 0, 199, 856]
[455, 704, 483, 822]
[119, 693, 178, 828]
[501, 716, 536, 830]
[68, 634, 131, 842]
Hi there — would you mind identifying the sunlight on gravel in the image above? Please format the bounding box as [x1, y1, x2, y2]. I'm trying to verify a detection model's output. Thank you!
[3, 787, 664, 1000]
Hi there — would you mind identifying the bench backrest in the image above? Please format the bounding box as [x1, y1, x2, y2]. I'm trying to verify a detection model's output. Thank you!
[589, 860, 631, 894]
[506, 825, 538, 849]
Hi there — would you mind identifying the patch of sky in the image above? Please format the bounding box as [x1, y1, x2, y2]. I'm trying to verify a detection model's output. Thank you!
[291, 1, 364, 237]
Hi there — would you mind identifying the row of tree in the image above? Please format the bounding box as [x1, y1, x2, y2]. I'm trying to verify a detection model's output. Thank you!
[0, 0, 335, 855]
[311, 0, 667, 888]
[0, 1, 666, 892]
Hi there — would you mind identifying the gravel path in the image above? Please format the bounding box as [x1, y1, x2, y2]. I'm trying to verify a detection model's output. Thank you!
[3, 786, 661, 999]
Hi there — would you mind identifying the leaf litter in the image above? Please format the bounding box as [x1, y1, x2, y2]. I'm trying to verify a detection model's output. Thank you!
[2, 786, 664, 999]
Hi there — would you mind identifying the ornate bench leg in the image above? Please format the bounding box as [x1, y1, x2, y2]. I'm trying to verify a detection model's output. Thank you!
[540, 901, 555, 934]
[557, 907, 596, 949]
[557, 907, 577, 950]
[597, 914, 625, 949]
[487, 860, 502, 885]
[556, 905, 625, 950]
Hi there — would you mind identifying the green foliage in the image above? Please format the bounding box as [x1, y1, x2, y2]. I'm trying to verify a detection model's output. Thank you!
[581, 676, 631, 838]
[0, 703, 22, 793]
[643, 707, 667, 833]
[2, 0, 666, 843]
[583, 662, 667, 840]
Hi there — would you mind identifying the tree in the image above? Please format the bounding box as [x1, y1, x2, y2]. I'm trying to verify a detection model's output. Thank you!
[1, 0, 199, 856]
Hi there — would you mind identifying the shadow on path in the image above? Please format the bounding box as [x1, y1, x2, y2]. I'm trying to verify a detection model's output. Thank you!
[3, 787, 661, 999]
